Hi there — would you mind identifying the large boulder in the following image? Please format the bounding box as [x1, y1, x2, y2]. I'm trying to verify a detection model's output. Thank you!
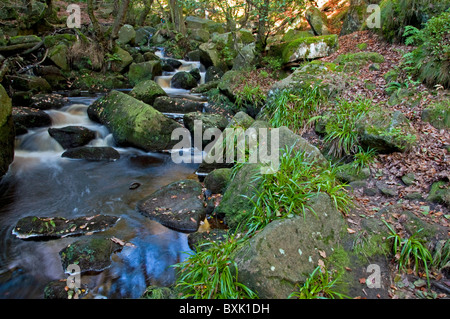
[48, 126, 96, 149]
[233, 193, 347, 298]
[305, 6, 331, 36]
[127, 61, 162, 86]
[117, 24, 136, 45]
[129, 79, 167, 105]
[198, 42, 227, 71]
[0, 84, 14, 179]
[87, 90, 181, 152]
[136, 179, 206, 233]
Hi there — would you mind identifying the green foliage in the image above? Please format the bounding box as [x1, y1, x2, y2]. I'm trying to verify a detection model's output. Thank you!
[311, 98, 374, 158]
[380, 0, 449, 43]
[402, 10, 450, 88]
[431, 239, 450, 272]
[264, 86, 326, 133]
[172, 234, 258, 299]
[289, 266, 349, 299]
[246, 147, 352, 233]
[352, 146, 377, 172]
[234, 83, 266, 110]
[383, 220, 433, 286]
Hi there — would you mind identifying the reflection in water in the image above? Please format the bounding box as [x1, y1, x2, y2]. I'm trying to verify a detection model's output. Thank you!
[0, 94, 198, 299]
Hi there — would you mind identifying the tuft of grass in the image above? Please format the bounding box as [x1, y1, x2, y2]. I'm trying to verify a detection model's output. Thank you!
[264, 86, 326, 133]
[289, 266, 349, 299]
[172, 233, 257, 299]
[310, 98, 374, 158]
[245, 147, 352, 233]
[352, 146, 377, 173]
[383, 220, 433, 286]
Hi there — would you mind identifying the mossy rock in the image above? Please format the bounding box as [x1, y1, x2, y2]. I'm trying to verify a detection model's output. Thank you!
[279, 34, 339, 63]
[110, 45, 133, 73]
[87, 90, 181, 152]
[59, 237, 123, 274]
[305, 6, 331, 36]
[129, 79, 167, 105]
[127, 61, 162, 86]
[334, 52, 385, 72]
[43, 34, 76, 48]
[9, 35, 41, 45]
[427, 181, 450, 207]
[421, 99, 450, 129]
[336, 162, 371, 183]
[281, 29, 313, 42]
[271, 60, 347, 98]
[357, 109, 417, 153]
[233, 193, 347, 298]
[215, 163, 263, 230]
[48, 43, 69, 71]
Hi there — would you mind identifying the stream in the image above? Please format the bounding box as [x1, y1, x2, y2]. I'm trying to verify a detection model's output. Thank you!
[0, 52, 208, 299]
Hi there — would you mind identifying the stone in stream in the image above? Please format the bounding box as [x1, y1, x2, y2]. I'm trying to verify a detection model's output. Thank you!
[12, 106, 52, 128]
[48, 126, 96, 149]
[30, 93, 68, 110]
[62, 146, 120, 161]
[170, 71, 198, 90]
[0, 84, 14, 180]
[136, 179, 206, 233]
[59, 237, 123, 274]
[129, 79, 167, 105]
[87, 90, 182, 152]
[12, 215, 120, 239]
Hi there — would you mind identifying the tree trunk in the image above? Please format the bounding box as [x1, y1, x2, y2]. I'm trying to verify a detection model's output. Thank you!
[87, 0, 104, 40]
[169, 0, 186, 35]
[138, 0, 154, 26]
[255, 0, 270, 54]
[109, 0, 130, 49]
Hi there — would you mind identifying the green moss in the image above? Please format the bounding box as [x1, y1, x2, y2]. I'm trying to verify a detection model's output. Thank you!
[334, 52, 385, 72]
[421, 98, 450, 129]
[281, 35, 338, 63]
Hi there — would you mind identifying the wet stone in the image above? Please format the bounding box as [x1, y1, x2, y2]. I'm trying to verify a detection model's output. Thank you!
[59, 237, 123, 274]
[12, 215, 120, 239]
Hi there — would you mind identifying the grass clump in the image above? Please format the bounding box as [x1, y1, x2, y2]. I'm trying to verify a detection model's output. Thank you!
[289, 266, 349, 299]
[246, 147, 352, 233]
[311, 98, 374, 158]
[172, 233, 257, 299]
[383, 220, 433, 286]
[263, 86, 327, 133]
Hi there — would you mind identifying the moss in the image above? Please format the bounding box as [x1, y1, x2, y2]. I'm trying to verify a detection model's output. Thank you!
[334, 52, 385, 72]
[281, 35, 338, 63]
[421, 98, 450, 129]
[43, 34, 77, 48]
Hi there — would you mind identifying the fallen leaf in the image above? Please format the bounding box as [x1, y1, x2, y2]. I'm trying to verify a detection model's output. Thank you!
[347, 228, 356, 234]
[319, 250, 327, 258]
[359, 278, 366, 284]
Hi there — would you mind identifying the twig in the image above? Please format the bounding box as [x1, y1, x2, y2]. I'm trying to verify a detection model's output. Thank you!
[17, 48, 49, 74]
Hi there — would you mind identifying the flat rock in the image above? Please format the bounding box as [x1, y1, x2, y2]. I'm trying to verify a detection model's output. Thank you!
[13, 214, 120, 239]
[136, 179, 206, 233]
[61, 146, 120, 161]
[59, 237, 123, 274]
[48, 126, 96, 149]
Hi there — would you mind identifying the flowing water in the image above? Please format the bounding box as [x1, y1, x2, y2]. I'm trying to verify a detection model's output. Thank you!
[0, 54, 208, 299]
